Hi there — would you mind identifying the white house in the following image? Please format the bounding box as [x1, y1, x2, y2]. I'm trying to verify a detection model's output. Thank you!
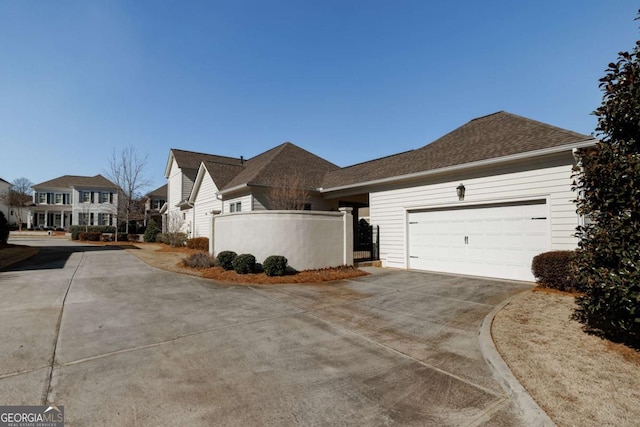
[164, 149, 244, 236]
[166, 143, 340, 238]
[320, 111, 596, 281]
[168, 111, 596, 282]
[30, 175, 118, 230]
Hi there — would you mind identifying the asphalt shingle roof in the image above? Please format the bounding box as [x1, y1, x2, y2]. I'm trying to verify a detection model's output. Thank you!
[146, 184, 167, 198]
[221, 142, 340, 192]
[33, 174, 117, 189]
[170, 148, 245, 182]
[321, 111, 592, 189]
[201, 160, 244, 190]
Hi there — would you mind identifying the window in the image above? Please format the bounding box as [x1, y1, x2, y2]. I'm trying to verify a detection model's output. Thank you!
[98, 213, 111, 226]
[82, 191, 91, 203]
[101, 192, 111, 203]
[230, 202, 241, 213]
[39, 193, 47, 204]
[55, 194, 63, 204]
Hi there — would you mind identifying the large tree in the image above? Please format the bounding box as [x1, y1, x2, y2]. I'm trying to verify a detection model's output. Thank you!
[0, 177, 33, 231]
[106, 147, 151, 235]
[573, 16, 640, 344]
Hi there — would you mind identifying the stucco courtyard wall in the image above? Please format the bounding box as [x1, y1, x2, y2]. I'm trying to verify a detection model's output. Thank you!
[211, 209, 353, 271]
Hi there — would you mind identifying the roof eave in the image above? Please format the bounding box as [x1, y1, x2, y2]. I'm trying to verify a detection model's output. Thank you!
[320, 138, 597, 193]
[218, 183, 249, 196]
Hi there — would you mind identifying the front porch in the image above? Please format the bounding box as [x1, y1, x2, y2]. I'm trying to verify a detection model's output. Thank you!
[29, 209, 73, 230]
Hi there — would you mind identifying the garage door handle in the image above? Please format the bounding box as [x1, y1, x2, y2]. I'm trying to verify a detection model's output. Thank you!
[464, 236, 469, 244]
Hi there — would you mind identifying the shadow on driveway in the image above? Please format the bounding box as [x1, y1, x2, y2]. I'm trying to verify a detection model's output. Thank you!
[4, 244, 130, 272]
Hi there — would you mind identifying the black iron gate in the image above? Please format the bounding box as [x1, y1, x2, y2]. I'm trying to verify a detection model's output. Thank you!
[354, 221, 379, 262]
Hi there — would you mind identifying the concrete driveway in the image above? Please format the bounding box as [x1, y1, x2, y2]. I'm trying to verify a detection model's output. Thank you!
[0, 239, 532, 426]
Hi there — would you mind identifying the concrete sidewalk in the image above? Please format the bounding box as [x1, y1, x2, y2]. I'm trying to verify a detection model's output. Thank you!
[0, 239, 534, 426]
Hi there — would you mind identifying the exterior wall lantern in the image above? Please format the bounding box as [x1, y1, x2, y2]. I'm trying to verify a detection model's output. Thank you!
[456, 183, 466, 201]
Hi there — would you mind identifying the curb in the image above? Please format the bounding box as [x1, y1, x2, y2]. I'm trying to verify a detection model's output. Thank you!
[478, 291, 556, 427]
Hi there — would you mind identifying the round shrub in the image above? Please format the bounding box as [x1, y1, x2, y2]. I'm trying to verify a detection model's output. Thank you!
[232, 254, 256, 274]
[263, 255, 288, 277]
[531, 250, 576, 292]
[216, 251, 237, 270]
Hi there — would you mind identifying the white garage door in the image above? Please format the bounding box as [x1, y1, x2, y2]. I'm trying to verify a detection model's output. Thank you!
[408, 200, 549, 281]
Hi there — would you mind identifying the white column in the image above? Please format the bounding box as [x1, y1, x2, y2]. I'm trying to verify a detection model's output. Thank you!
[339, 207, 354, 266]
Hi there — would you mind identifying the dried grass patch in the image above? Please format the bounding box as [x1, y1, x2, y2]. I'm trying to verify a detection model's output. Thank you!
[492, 290, 640, 426]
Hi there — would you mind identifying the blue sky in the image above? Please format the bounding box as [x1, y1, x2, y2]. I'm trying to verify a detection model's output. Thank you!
[1, 1, 638, 190]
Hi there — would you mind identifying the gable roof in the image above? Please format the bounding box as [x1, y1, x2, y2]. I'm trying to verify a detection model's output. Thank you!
[33, 174, 117, 189]
[146, 183, 167, 198]
[322, 111, 594, 190]
[165, 148, 243, 179]
[220, 142, 339, 194]
[0, 177, 9, 185]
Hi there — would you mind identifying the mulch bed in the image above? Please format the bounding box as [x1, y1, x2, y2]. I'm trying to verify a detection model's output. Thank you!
[199, 265, 368, 284]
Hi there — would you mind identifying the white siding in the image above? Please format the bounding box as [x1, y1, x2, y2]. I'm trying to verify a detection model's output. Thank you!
[167, 159, 183, 214]
[192, 173, 222, 238]
[223, 194, 253, 213]
[370, 155, 579, 269]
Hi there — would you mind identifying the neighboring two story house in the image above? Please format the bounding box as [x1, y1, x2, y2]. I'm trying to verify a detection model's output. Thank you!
[30, 175, 118, 230]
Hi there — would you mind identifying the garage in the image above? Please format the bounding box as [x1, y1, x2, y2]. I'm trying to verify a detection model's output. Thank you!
[407, 200, 549, 281]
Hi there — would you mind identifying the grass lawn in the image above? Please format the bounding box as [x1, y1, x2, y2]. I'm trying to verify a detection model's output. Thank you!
[492, 289, 640, 426]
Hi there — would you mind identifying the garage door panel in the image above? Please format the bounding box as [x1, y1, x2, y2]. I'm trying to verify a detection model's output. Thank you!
[408, 201, 549, 281]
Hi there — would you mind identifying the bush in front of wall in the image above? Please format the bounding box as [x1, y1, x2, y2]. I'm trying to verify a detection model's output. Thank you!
[233, 254, 256, 274]
[187, 237, 209, 251]
[216, 251, 237, 270]
[531, 251, 576, 292]
[78, 232, 102, 241]
[263, 255, 288, 276]
[70, 225, 116, 240]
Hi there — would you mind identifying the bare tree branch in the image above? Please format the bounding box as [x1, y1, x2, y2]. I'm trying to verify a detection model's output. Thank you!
[105, 146, 151, 235]
[267, 173, 310, 210]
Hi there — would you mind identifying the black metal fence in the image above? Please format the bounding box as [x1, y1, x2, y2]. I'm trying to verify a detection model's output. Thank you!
[354, 223, 379, 262]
